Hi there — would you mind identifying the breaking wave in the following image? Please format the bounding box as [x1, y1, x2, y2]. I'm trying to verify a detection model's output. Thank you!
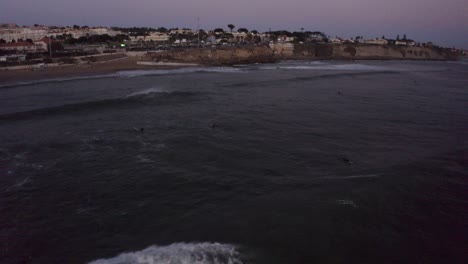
[258, 63, 392, 71]
[88, 242, 244, 264]
[277, 60, 325, 65]
[0, 88, 197, 122]
[126, 87, 169, 97]
[117, 67, 243, 78]
[0, 67, 242, 88]
[447, 59, 468, 66]
[0, 74, 116, 89]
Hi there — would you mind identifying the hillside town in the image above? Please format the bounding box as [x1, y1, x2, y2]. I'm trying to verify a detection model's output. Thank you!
[0, 23, 465, 67]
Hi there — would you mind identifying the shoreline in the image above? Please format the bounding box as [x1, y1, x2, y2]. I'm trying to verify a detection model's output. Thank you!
[0, 57, 162, 86]
[0, 54, 462, 87]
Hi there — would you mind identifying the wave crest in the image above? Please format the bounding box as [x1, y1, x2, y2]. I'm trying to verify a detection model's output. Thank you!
[88, 242, 244, 264]
[126, 87, 168, 97]
[0, 88, 197, 122]
[259, 63, 390, 71]
[117, 67, 242, 78]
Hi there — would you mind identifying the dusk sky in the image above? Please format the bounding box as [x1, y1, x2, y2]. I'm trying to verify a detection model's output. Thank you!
[1, 0, 467, 48]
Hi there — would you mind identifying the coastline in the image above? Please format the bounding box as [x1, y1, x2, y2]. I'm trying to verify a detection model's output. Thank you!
[0, 44, 462, 86]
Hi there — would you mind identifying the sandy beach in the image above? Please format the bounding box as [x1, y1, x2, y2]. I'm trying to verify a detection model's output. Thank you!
[0, 57, 157, 86]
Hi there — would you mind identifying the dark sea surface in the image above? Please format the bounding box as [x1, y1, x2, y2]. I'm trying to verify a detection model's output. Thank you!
[0, 60, 467, 264]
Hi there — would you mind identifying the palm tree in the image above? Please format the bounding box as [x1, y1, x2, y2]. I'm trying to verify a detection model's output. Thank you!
[228, 24, 235, 33]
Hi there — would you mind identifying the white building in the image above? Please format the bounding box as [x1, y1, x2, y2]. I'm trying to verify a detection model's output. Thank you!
[366, 38, 388, 45]
[147, 32, 170, 42]
[169, 28, 193, 35]
[174, 39, 188, 44]
[396, 40, 415, 46]
[277, 35, 295, 42]
[0, 28, 48, 42]
[330, 38, 343, 44]
[131, 32, 170, 42]
[0, 26, 123, 42]
[33, 37, 50, 51]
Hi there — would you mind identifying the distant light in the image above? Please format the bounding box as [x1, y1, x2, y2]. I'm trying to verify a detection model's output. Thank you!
[120, 43, 126, 47]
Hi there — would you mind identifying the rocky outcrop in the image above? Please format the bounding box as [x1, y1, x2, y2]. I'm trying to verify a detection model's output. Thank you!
[146, 44, 459, 66]
[293, 43, 458, 60]
[149, 45, 276, 65]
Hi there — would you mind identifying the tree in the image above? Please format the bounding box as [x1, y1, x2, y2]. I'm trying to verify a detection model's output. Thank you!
[292, 31, 306, 42]
[73, 25, 80, 29]
[51, 41, 64, 52]
[238, 28, 249, 33]
[228, 24, 235, 33]
[214, 28, 224, 34]
[382, 35, 385, 39]
[403, 34, 407, 40]
[25, 38, 33, 43]
[396, 35, 400, 40]
[77, 36, 88, 43]
[115, 34, 130, 42]
[198, 30, 208, 41]
[0, 39, 6, 44]
[246, 33, 253, 43]
[253, 35, 261, 43]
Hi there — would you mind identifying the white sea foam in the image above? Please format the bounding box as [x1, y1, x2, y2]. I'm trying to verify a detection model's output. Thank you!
[317, 174, 382, 180]
[136, 154, 156, 164]
[337, 200, 357, 207]
[447, 60, 468, 66]
[259, 63, 391, 71]
[6, 176, 31, 191]
[0, 74, 115, 88]
[278, 60, 325, 65]
[0, 67, 241, 88]
[199, 67, 243, 73]
[126, 87, 168, 97]
[117, 67, 242, 78]
[88, 242, 243, 264]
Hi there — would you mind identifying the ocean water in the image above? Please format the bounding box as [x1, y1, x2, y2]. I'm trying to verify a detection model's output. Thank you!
[0, 60, 467, 264]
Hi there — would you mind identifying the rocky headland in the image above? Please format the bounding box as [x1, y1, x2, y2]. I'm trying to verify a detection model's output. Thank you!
[147, 43, 460, 65]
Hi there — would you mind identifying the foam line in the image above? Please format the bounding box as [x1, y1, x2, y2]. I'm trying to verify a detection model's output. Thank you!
[89, 242, 244, 264]
[316, 174, 382, 180]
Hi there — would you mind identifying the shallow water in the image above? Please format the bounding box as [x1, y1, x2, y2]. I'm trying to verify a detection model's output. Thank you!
[0, 60, 467, 264]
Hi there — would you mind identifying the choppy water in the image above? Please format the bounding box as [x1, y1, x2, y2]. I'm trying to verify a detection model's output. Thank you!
[0, 60, 467, 264]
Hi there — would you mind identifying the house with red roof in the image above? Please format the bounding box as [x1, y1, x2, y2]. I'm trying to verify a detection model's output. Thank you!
[33, 37, 51, 52]
[0, 41, 36, 52]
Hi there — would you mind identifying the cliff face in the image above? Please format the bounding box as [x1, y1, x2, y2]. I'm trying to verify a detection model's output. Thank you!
[293, 43, 458, 60]
[149, 45, 276, 65]
[147, 44, 458, 65]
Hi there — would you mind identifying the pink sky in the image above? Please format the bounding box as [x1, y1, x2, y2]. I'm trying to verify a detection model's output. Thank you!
[1, 0, 467, 48]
